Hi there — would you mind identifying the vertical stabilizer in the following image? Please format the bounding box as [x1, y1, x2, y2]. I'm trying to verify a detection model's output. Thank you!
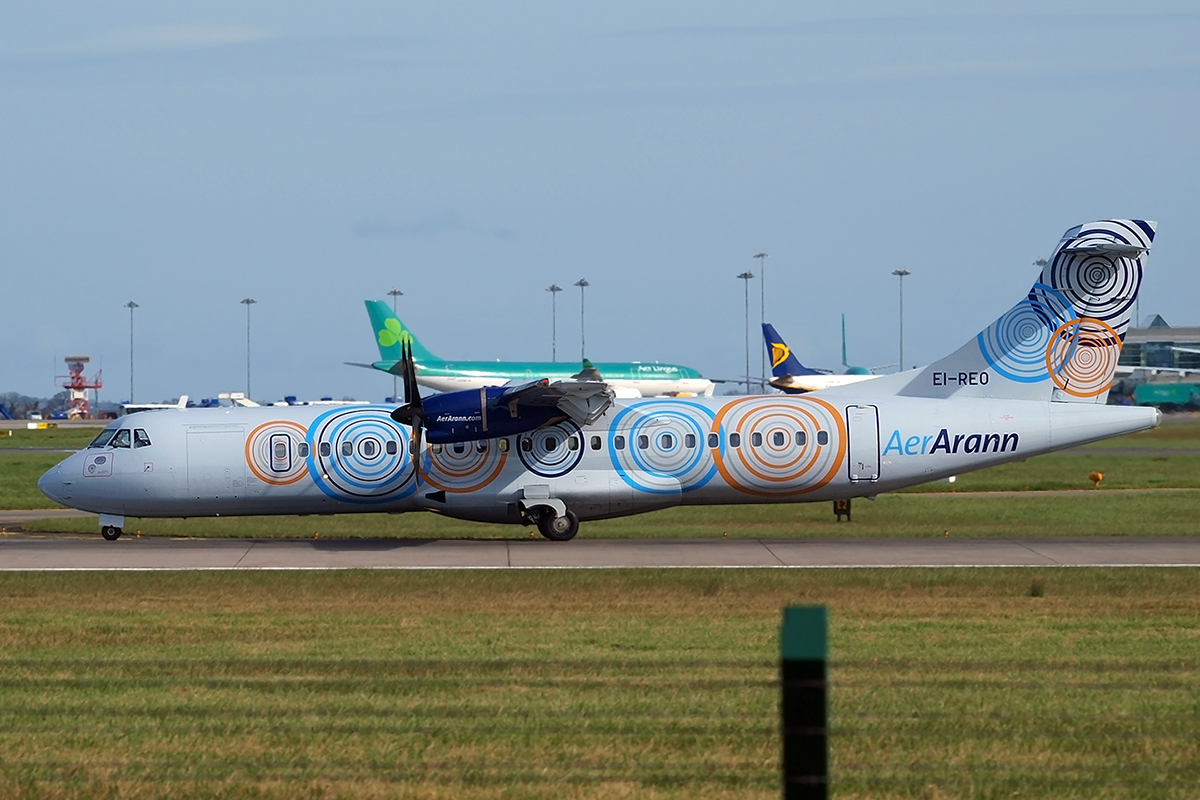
[763, 324, 823, 377]
[364, 301, 440, 363]
[841, 220, 1155, 402]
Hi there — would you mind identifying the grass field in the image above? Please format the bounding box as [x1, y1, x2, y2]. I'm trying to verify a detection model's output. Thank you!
[0, 569, 1196, 799]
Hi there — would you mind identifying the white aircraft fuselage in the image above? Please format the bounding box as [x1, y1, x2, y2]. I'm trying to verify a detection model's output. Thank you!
[40, 219, 1162, 540]
[39, 395, 1158, 526]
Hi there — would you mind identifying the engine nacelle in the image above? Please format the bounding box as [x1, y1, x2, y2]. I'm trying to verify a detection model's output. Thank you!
[396, 383, 568, 444]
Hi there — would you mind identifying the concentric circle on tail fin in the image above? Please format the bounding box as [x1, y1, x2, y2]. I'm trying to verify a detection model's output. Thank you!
[1046, 318, 1122, 398]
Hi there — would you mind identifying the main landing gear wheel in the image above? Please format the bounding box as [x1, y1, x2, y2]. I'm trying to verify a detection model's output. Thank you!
[537, 510, 579, 542]
[101, 525, 122, 541]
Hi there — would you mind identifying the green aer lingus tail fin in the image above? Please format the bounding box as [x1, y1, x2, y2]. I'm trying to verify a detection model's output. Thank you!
[364, 300, 439, 363]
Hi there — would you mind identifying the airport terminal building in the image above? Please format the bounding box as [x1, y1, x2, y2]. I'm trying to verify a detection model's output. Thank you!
[1119, 316, 1200, 373]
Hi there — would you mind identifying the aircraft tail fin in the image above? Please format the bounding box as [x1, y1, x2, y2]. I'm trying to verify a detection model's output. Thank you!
[884, 219, 1155, 403]
[364, 301, 439, 363]
[763, 324, 824, 377]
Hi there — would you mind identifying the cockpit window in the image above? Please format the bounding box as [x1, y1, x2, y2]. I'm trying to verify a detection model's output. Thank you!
[87, 426, 120, 449]
[110, 429, 132, 449]
[133, 429, 152, 448]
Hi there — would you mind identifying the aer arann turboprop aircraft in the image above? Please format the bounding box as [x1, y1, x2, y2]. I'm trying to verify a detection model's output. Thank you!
[40, 219, 1160, 542]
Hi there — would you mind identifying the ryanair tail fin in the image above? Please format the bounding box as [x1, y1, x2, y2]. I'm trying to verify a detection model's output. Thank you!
[763, 323, 825, 377]
[364, 301, 440, 364]
[835, 220, 1155, 403]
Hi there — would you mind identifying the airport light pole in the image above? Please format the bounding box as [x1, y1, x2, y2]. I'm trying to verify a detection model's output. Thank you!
[574, 278, 589, 362]
[124, 301, 138, 403]
[738, 271, 755, 393]
[388, 288, 403, 401]
[241, 297, 256, 400]
[754, 251, 769, 391]
[892, 269, 910, 372]
[546, 284, 562, 361]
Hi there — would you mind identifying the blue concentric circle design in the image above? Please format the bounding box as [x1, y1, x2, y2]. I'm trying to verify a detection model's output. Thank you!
[517, 421, 584, 478]
[608, 401, 717, 494]
[977, 284, 1074, 383]
[307, 407, 416, 503]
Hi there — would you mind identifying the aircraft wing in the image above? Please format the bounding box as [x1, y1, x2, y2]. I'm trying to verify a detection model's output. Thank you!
[498, 378, 614, 426]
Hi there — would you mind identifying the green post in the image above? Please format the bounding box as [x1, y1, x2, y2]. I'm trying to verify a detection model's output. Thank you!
[781, 606, 828, 799]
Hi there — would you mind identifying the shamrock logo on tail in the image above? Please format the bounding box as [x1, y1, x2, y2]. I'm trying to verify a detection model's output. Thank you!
[377, 318, 413, 348]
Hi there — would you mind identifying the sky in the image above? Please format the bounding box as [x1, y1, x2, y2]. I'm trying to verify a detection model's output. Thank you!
[3, 2, 1198, 405]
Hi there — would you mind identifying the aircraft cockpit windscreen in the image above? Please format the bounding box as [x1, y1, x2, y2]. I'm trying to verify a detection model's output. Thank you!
[110, 430, 132, 448]
[86, 423, 122, 449]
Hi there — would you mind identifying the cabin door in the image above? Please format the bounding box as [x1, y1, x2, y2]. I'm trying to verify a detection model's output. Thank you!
[845, 405, 880, 482]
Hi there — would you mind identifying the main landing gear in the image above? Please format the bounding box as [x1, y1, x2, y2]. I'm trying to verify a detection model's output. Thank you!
[523, 504, 580, 541]
[101, 525, 122, 541]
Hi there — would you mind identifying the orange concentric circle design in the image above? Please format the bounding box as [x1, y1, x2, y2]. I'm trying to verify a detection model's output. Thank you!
[245, 420, 310, 485]
[421, 439, 508, 494]
[711, 397, 847, 496]
[1045, 317, 1122, 398]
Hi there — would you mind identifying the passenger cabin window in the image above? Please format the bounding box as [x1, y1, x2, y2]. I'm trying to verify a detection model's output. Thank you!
[476, 441, 488, 453]
[614, 435, 625, 451]
[707, 433, 719, 448]
[816, 430, 829, 446]
[637, 435, 649, 449]
[751, 432, 763, 447]
[568, 436, 579, 451]
[497, 438, 509, 452]
[796, 431, 807, 447]
[729, 432, 741, 448]
[110, 429, 132, 449]
[319, 442, 331, 457]
[521, 437, 533, 452]
[385, 441, 396, 455]
[590, 435, 602, 451]
[431, 444, 443, 454]
[452, 443, 466, 455]
[684, 433, 696, 448]
[362, 440, 378, 458]
[273, 441, 288, 460]
[545, 436, 558, 451]
[133, 429, 152, 448]
[661, 433, 674, 449]
[341, 442, 353, 457]
[299, 443, 311, 457]
[772, 431, 785, 447]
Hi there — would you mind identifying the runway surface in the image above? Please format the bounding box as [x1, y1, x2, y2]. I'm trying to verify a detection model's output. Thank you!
[2, 534, 1199, 570]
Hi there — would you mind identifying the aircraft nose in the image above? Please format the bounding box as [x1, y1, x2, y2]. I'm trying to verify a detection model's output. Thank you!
[38, 464, 66, 504]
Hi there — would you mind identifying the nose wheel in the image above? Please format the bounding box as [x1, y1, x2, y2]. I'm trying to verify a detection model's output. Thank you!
[101, 525, 122, 541]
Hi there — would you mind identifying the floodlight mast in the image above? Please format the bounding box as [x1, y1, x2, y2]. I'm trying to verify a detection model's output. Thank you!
[892, 269, 910, 371]
[754, 251, 769, 392]
[574, 278, 589, 362]
[737, 271, 755, 393]
[240, 298, 256, 399]
[388, 289, 403, 401]
[546, 284, 562, 361]
[124, 301, 138, 403]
